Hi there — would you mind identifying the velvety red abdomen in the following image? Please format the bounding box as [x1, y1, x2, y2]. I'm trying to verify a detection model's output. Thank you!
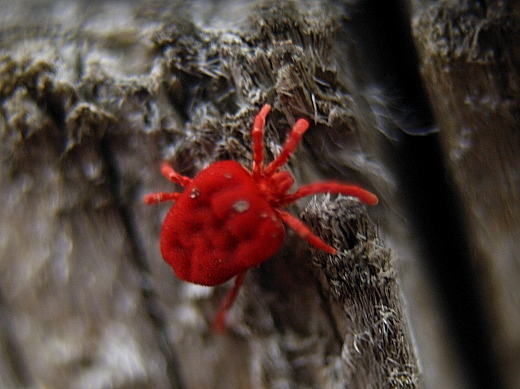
[160, 161, 285, 286]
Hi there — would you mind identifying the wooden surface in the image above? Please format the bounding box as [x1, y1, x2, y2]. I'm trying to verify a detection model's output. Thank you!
[410, 1, 520, 389]
[0, 0, 518, 388]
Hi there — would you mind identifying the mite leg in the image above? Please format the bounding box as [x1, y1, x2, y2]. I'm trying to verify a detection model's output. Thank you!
[282, 182, 379, 206]
[143, 192, 181, 205]
[160, 162, 192, 187]
[143, 162, 192, 204]
[251, 104, 271, 179]
[213, 272, 246, 332]
[263, 118, 309, 177]
[276, 209, 336, 255]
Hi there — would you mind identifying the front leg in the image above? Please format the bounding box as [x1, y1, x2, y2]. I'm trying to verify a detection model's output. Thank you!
[143, 192, 181, 204]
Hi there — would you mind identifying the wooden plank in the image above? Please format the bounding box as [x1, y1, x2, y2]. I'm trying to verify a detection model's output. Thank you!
[0, 1, 465, 387]
[410, 2, 520, 389]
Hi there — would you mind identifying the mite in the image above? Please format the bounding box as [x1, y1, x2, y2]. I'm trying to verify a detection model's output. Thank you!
[144, 104, 378, 330]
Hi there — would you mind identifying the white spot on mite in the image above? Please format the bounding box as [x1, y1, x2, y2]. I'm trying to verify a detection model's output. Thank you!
[224, 173, 233, 179]
[259, 212, 268, 218]
[190, 187, 200, 199]
[232, 200, 250, 213]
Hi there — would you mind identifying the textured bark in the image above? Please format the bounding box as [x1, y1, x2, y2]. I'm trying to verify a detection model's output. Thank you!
[3, 0, 516, 388]
[410, 2, 520, 389]
[303, 196, 419, 388]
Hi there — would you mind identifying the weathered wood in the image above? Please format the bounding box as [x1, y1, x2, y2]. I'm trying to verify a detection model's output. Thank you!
[303, 196, 419, 388]
[410, 1, 520, 389]
[1, 0, 496, 388]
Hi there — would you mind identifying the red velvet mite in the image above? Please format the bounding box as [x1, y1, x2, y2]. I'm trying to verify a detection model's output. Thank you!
[144, 104, 378, 331]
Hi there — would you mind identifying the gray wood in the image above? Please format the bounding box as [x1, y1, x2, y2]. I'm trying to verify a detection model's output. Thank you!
[303, 196, 419, 388]
[410, 1, 520, 389]
[5, 0, 517, 387]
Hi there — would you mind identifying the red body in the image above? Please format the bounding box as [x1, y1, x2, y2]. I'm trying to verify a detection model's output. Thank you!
[160, 160, 285, 286]
[145, 104, 378, 330]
